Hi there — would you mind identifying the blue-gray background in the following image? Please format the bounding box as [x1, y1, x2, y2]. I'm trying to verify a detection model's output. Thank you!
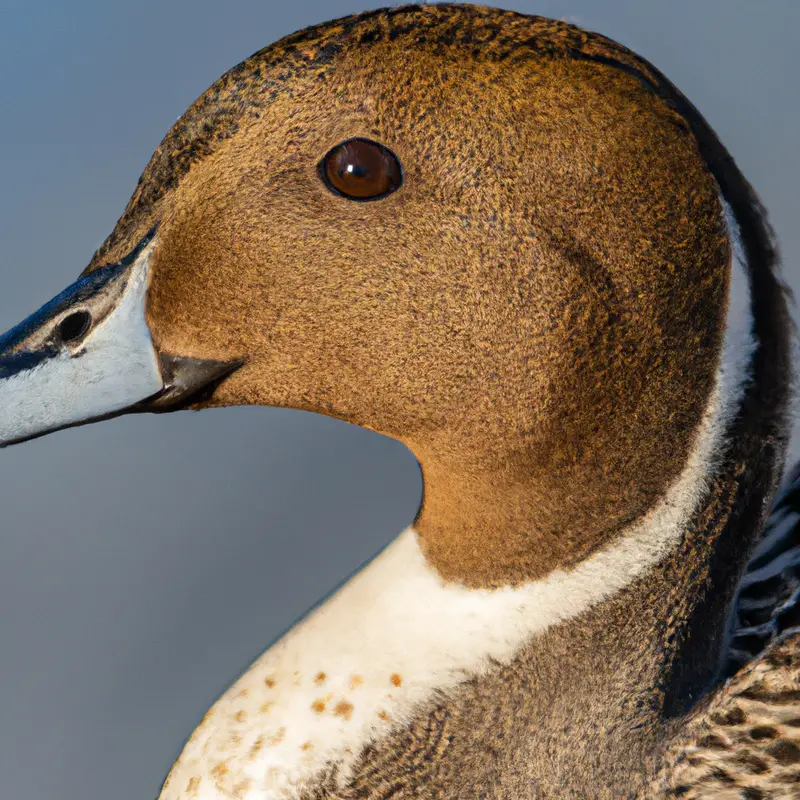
[0, 2, 797, 798]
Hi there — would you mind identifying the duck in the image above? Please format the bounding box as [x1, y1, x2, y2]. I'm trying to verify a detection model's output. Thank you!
[0, 4, 798, 798]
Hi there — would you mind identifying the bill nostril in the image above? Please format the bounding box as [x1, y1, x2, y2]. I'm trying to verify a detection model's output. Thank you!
[56, 310, 92, 344]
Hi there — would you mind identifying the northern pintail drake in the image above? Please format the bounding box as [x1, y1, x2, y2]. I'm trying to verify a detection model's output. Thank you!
[1, 4, 798, 798]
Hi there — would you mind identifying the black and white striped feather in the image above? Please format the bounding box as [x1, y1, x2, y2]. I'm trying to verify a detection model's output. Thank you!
[725, 462, 800, 678]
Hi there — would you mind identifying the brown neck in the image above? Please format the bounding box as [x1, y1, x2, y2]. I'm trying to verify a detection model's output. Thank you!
[409, 449, 639, 588]
[404, 392, 711, 588]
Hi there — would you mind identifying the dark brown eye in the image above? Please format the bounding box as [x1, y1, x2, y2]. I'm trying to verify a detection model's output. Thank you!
[319, 138, 403, 201]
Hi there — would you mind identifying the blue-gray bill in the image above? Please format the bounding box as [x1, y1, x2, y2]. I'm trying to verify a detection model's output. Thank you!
[0, 229, 241, 447]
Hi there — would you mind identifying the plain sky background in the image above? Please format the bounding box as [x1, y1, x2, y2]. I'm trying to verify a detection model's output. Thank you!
[0, 2, 798, 798]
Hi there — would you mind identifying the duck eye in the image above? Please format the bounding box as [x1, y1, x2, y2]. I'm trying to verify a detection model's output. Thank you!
[56, 310, 92, 344]
[319, 138, 403, 201]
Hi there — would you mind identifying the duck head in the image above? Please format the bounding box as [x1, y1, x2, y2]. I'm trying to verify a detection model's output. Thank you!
[0, 5, 772, 589]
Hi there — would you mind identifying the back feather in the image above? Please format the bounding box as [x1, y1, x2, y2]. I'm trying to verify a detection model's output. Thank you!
[726, 463, 800, 678]
[652, 464, 800, 798]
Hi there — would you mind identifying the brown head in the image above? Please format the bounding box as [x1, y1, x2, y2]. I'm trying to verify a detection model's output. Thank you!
[0, 5, 765, 588]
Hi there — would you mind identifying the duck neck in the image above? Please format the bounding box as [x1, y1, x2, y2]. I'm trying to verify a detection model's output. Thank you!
[406, 441, 712, 589]
[158, 399, 761, 799]
[160, 187, 791, 796]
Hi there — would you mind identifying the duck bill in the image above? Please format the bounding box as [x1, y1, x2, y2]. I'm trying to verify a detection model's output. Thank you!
[0, 229, 241, 448]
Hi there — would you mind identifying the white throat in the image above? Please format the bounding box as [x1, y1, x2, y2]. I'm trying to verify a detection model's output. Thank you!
[158, 199, 753, 800]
